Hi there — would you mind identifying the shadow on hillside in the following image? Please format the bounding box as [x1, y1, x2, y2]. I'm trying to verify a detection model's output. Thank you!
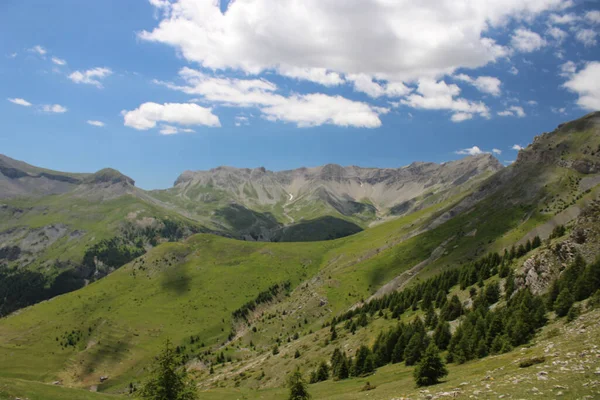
[160, 263, 191, 295]
[82, 333, 132, 379]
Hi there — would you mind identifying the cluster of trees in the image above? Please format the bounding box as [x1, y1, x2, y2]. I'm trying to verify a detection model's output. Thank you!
[82, 236, 145, 271]
[232, 281, 291, 321]
[0, 266, 84, 317]
[548, 255, 600, 318]
[331, 236, 541, 331]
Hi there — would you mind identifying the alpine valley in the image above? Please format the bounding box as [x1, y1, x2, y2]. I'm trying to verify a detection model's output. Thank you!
[1, 112, 600, 400]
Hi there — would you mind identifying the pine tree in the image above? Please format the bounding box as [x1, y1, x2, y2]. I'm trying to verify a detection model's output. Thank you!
[316, 361, 329, 382]
[433, 321, 451, 350]
[554, 289, 574, 317]
[413, 343, 448, 387]
[288, 369, 311, 400]
[404, 333, 425, 366]
[137, 339, 198, 400]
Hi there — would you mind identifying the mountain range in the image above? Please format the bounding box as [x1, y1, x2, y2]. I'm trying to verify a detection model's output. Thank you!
[0, 112, 599, 400]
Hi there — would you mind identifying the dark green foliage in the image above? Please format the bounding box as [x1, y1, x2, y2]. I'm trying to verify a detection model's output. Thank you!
[441, 295, 463, 321]
[433, 321, 451, 350]
[232, 281, 291, 321]
[288, 369, 311, 400]
[413, 343, 448, 387]
[316, 361, 329, 382]
[567, 304, 580, 322]
[550, 225, 566, 239]
[294, 349, 301, 359]
[83, 236, 145, 271]
[0, 267, 85, 317]
[518, 356, 545, 368]
[554, 289, 574, 317]
[352, 345, 375, 376]
[137, 339, 197, 400]
[532, 235, 542, 249]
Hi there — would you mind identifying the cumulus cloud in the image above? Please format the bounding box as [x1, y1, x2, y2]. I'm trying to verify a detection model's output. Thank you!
[492, 148, 502, 154]
[41, 104, 67, 113]
[497, 105, 526, 117]
[509, 66, 519, 75]
[87, 120, 105, 127]
[29, 45, 46, 56]
[511, 28, 547, 52]
[527, 100, 538, 105]
[455, 146, 485, 155]
[51, 57, 66, 66]
[548, 13, 579, 24]
[585, 10, 600, 24]
[563, 62, 600, 111]
[68, 67, 112, 88]
[346, 74, 411, 98]
[400, 79, 489, 122]
[546, 26, 568, 43]
[122, 102, 221, 130]
[454, 74, 502, 96]
[158, 125, 195, 135]
[512, 144, 524, 150]
[575, 29, 598, 47]
[551, 107, 567, 114]
[278, 67, 344, 86]
[141, 0, 568, 84]
[8, 98, 32, 107]
[559, 60, 577, 77]
[156, 68, 386, 128]
[234, 115, 249, 127]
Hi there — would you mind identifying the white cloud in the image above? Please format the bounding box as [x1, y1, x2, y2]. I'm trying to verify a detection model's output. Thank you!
[575, 28, 597, 47]
[546, 26, 568, 43]
[278, 67, 344, 86]
[346, 74, 411, 98]
[559, 60, 577, 77]
[498, 105, 526, 117]
[527, 100, 538, 105]
[234, 115, 249, 127]
[51, 57, 66, 66]
[41, 104, 67, 113]
[454, 74, 502, 96]
[29, 45, 46, 56]
[585, 10, 600, 24]
[548, 13, 579, 24]
[492, 148, 502, 155]
[563, 62, 600, 111]
[157, 68, 386, 128]
[159, 124, 194, 134]
[141, 0, 568, 84]
[451, 112, 473, 122]
[455, 146, 485, 155]
[551, 107, 566, 114]
[511, 28, 547, 52]
[261, 93, 383, 128]
[8, 53, 17, 59]
[68, 67, 112, 88]
[509, 66, 519, 75]
[122, 102, 221, 130]
[401, 79, 490, 122]
[87, 120, 105, 127]
[7, 98, 32, 107]
[512, 144, 524, 150]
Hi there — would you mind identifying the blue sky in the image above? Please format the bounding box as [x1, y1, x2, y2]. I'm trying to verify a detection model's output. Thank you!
[1, 0, 599, 189]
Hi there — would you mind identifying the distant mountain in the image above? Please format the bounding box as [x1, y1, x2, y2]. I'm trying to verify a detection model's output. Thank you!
[1, 113, 599, 398]
[153, 153, 503, 239]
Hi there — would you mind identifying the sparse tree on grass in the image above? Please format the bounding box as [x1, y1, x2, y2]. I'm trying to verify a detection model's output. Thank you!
[137, 339, 197, 400]
[288, 369, 311, 400]
[413, 343, 448, 387]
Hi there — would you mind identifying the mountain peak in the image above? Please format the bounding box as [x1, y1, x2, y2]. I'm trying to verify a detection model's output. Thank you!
[84, 168, 135, 186]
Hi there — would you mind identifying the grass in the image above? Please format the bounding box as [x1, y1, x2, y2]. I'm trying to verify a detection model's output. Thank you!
[0, 377, 119, 400]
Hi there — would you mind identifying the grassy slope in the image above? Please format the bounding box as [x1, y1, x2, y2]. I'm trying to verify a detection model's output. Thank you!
[0, 193, 204, 273]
